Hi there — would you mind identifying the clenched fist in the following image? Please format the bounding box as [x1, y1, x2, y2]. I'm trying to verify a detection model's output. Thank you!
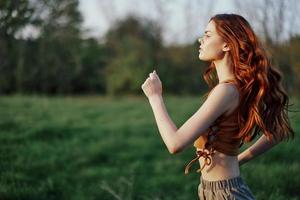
[141, 70, 162, 99]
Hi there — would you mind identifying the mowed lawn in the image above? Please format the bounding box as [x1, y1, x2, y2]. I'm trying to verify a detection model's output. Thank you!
[0, 95, 299, 200]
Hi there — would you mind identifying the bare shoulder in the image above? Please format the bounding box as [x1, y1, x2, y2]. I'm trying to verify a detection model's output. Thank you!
[210, 83, 239, 98]
[208, 83, 240, 112]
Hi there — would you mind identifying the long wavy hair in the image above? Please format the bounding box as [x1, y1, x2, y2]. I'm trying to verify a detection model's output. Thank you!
[202, 13, 295, 144]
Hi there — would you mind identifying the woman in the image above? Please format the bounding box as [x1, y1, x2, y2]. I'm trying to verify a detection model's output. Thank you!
[141, 13, 295, 200]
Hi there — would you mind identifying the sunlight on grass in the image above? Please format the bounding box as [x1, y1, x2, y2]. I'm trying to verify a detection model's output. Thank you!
[0, 95, 299, 199]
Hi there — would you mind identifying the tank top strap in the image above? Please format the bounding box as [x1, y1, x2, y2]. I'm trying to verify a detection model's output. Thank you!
[219, 78, 238, 85]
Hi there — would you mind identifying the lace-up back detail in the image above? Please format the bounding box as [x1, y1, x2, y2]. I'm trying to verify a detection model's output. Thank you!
[184, 79, 243, 174]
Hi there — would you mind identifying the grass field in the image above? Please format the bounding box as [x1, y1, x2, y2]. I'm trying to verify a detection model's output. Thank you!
[0, 95, 299, 200]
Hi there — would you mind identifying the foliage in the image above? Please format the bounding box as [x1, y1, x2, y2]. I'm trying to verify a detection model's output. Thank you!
[0, 0, 299, 96]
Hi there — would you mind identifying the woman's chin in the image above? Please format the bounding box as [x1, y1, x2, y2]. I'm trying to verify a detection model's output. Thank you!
[198, 54, 206, 61]
[198, 53, 212, 61]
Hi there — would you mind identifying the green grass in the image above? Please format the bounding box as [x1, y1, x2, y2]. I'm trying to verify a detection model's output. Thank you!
[0, 95, 299, 200]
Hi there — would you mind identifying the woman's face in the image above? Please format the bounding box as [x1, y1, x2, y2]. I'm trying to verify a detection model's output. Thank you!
[198, 20, 228, 61]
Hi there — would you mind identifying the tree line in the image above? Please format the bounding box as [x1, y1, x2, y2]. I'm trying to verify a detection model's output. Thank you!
[0, 0, 299, 96]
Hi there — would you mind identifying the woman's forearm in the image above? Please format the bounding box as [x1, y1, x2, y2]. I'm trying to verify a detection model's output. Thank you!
[238, 134, 279, 166]
[148, 95, 178, 154]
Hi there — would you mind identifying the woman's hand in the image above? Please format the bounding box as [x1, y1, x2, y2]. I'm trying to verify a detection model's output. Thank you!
[141, 70, 162, 99]
[237, 154, 244, 166]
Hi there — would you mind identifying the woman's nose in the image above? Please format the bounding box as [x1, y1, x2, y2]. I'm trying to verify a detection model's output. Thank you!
[198, 37, 203, 44]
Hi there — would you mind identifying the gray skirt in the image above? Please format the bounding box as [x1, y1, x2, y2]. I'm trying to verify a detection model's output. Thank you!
[198, 176, 255, 200]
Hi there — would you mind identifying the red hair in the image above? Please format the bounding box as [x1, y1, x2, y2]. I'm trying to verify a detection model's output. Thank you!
[203, 14, 295, 143]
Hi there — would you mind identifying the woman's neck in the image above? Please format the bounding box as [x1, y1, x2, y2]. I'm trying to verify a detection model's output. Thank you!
[213, 53, 236, 83]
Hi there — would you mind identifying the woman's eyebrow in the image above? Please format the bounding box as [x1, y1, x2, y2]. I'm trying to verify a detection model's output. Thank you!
[204, 30, 212, 34]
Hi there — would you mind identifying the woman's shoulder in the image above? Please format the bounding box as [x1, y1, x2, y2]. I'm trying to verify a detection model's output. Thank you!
[220, 82, 239, 96]
[209, 82, 240, 116]
[217, 82, 240, 117]
[210, 81, 239, 97]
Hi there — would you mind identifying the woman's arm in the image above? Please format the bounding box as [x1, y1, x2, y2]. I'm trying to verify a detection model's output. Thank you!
[238, 134, 279, 166]
[148, 95, 178, 154]
[142, 71, 238, 155]
[148, 84, 237, 154]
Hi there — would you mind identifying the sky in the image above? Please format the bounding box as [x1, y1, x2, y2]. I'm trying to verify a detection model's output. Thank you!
[17, 0, 299, 44]
[78, 0, 237, 45]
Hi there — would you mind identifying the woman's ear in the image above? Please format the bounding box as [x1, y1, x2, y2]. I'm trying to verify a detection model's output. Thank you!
[222, 43, 230, 52]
